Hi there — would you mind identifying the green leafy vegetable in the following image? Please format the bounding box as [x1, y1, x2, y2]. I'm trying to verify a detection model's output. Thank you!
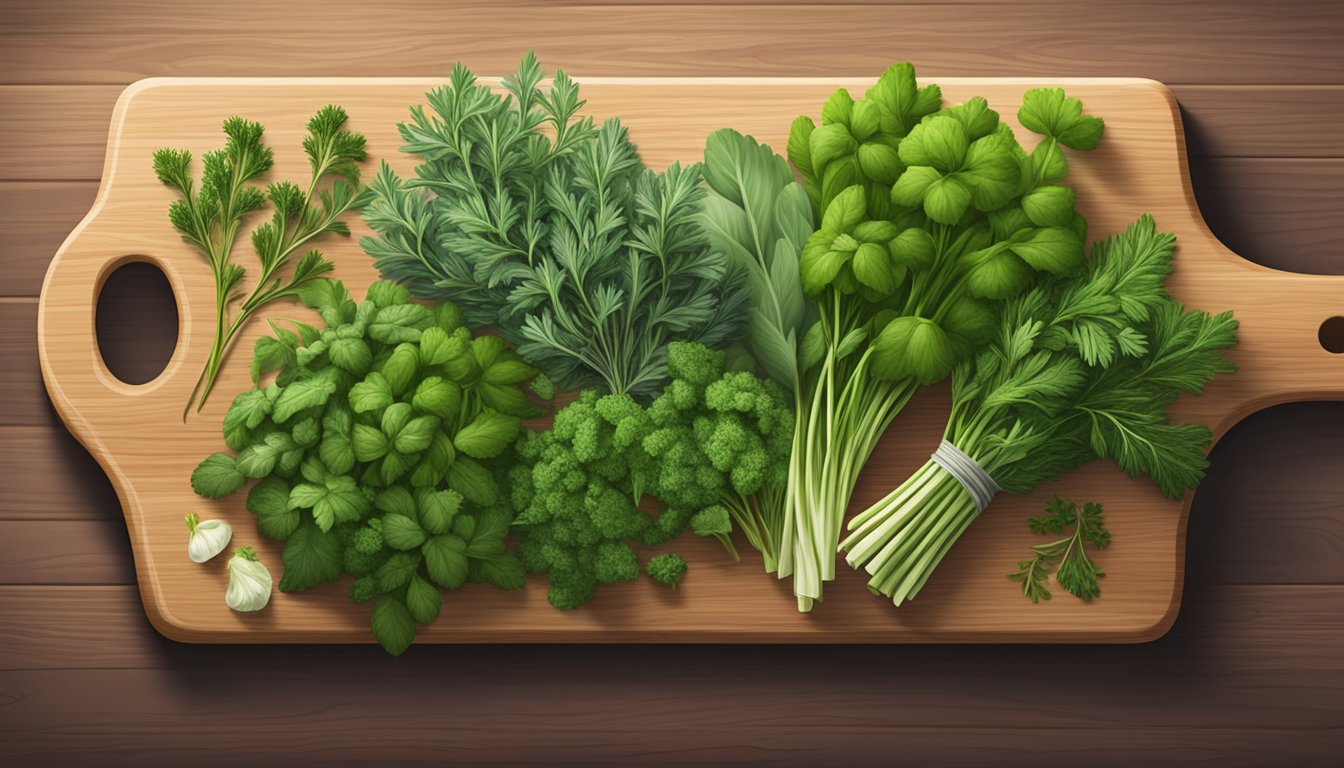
[771, 63, 1105, 610]
[1008, 497, 1111, 603]
[153, 106, 372, 416]
[362, 53, 747, 400]
[646, 553, 687, 589]
[842, 216, 1238, 604]
[508, 342, 792, 609]
[190, 279, 537, 654]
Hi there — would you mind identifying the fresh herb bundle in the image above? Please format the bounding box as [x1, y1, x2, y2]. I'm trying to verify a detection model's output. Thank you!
[508, 342, 793, 609]
[1009, 496, 1112, 603]
[154, 106, 372, 415]
[362, 53, 747, 400]
[780, 64, 1104, 609]
[190, 279, 538, 654]
[841, 216, 1238, 604]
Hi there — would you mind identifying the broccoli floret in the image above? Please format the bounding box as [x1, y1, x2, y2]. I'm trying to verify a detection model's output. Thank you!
[349, 576, 379, 604]
[646, 553, 687, 588]
[593, 541, 640, 584]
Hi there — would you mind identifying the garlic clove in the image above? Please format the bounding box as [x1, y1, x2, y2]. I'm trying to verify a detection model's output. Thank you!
[225, 547, 273, 612]
[185, 513, 233, 564]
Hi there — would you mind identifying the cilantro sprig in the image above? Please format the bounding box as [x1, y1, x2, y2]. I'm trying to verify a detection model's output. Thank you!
[154, 106, 372, 417]
[1008, 496, 1111, 603]
[843, 216, 1238, 605]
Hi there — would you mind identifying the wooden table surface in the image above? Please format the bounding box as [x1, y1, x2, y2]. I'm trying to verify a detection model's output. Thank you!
[3, 1, 1342, 764]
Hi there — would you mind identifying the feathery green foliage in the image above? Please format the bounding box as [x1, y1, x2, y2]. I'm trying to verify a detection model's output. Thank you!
[362, 53, 747, 400]
[842, 216, 1238, 604]
[154, 106, 372, 415]
[1008, 496, 1112, 603]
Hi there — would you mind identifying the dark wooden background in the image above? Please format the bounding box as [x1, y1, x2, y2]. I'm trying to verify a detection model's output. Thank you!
[3, 1, 1342, 764]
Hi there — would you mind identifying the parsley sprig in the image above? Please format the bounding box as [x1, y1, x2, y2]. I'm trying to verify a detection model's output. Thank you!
[154, 106, 371, 416]
[843, 216, 1238, 604]
[1009, 496, 1111, 603]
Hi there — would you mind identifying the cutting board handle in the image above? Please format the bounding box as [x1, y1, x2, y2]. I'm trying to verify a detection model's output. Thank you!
[1179, 224, 1344, 436]
[37, 80, 197, 450]
[38, 232, 192, 445]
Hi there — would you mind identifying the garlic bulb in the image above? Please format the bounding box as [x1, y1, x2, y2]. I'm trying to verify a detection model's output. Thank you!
[225, 547, 273, 612]
[185, 513, 232, 563]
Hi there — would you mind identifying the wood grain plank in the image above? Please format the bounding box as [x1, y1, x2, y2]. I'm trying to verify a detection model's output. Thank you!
[0, 521, 133, 584]
[1186, 403, 1344, 585]
[2, 2, 1342, 85]
[1179, 86, 1344, 159]
[1, 584, 1341, 765]
[0, 301, 43, 425]
[0, 87, 119, 179]
[0, 182, 97, 296]
[1192, 158, 1344, 276]
[0, 426, 120, 521]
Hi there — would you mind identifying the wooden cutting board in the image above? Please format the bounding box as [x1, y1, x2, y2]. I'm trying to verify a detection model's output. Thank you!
[38, 77, 1344, 644]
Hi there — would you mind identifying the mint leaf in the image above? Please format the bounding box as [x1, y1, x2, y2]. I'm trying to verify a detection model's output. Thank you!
[369, 303, 433, 345]
[314, 476, 369, 531]
[380, 344, 420, 396]
[278, 519, 343, 591]
[375, 486, 417, 517]
[392, 415, 439, 455]
[328, 337, 373, 376]
[469, 554, 526, 590]
[410, 376, 461, 419]
[453, 409, 520, 459]
[352, 424, 389, 462]
[404, 574, 442, 625]
[422, 534, 469, 589]
[190, 453, 247, 499]
[246, 476, 299, 540]
[348, 371, 393, 413]
[376, 551, 421, 592]
[272, 374, 338, 423]
[370, 595, 416, 656]
[446, 457, 498, 506]
[418, 489, 462, 535]
[382, 514, 427, 550]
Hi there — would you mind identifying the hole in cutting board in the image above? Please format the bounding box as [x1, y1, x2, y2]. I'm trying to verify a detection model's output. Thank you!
[1321, 316, 1344, 354]
[96, 260, 179, 384]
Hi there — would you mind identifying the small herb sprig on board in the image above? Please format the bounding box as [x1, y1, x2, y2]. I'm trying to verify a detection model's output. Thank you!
[1009, 496, 1111, 603]
[153, 106, 373, 416]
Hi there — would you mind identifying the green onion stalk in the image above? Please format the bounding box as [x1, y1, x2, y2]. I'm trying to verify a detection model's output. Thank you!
[776, 66, 1107, 610]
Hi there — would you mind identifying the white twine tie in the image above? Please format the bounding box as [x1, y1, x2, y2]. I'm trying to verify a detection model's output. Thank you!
[930, 439, 1001, 513]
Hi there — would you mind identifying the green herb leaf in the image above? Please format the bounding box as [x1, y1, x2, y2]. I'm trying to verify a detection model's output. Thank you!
[422, 534, 469, 589]
[278, 519, 343, 591]
[453, 409, 520, 459]
[190, 453, 247, 499]
[370, 595, 416, 656]
[246, 476, 300, 539]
